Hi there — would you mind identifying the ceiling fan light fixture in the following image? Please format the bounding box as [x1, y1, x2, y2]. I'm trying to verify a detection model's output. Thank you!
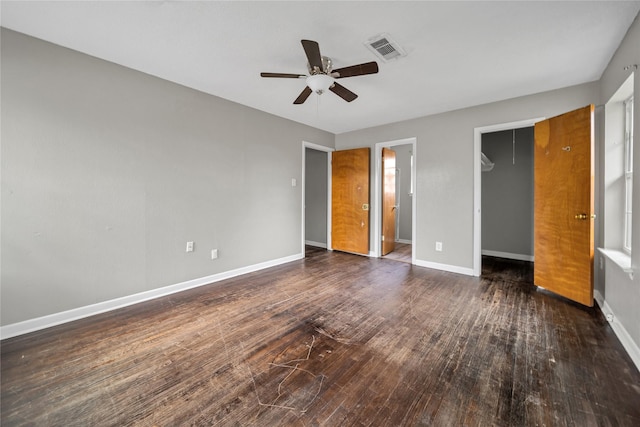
[261, 39, 374, 104]
[306, 74, 334, 94]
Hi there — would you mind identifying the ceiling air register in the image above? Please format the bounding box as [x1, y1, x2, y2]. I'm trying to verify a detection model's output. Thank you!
[365, 33, 407, 62]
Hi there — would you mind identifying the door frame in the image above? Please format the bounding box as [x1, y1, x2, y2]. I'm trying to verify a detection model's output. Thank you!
[302, 141, 334, 255]
[381, 147, 397, 256]
[374, 137, 417, 262]
[472, 118, 544, 276]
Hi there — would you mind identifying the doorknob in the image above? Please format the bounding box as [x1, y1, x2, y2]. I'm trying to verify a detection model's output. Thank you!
[574, 213, 596, 220]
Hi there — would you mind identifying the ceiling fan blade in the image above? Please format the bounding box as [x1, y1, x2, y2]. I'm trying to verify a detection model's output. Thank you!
[301, 39, 323, 71]
[294, 86, 313, 104]
[260, 72, 306, 78]
[332, 61, 379, 78]
[330, 82, 358, 102]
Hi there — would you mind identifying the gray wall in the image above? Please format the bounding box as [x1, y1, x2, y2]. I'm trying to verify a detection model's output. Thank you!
[335, 12, 640, 359]
[3, 12, 639, 359]
[305, 148, 328, 246]
[481, 127, 534, 258]
[597, 14, 640, 356]
[336, 83, 598, 270]
[392, 144, 413, 242]
[1, 29, 334, 325]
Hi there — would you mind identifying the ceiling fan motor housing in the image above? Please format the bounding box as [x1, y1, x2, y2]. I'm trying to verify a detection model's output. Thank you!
[308, 56, 333, 75]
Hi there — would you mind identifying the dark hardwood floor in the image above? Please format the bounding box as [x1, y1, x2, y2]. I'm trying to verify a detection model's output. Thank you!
[2, 249, 639, 426]
[382, 242, 412, 263]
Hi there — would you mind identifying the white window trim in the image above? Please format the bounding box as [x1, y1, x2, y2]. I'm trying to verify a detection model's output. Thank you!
[623, 96, 633, 254]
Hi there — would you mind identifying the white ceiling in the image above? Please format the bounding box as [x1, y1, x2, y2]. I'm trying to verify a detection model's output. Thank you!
[2, 1, 639, 134]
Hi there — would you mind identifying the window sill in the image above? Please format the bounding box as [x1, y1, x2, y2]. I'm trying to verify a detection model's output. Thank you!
[598, 248, 633, 277]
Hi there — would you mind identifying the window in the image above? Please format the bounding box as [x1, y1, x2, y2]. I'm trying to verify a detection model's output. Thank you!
[624, 96, 634, 253]
[602, 74, 633, 271]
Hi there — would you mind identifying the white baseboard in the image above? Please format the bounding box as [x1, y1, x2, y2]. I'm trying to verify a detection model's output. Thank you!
[1, 253, 304, 340]
[594, 294, 640, 373]
[396, 239, 412, 244]
[594, 289, 605, 308]
[414, 259, 475, 276]
[305, 240, 327, 248]
[482, 250, 534, 262]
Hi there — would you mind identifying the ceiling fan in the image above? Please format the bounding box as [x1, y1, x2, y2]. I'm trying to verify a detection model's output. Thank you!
[260, 39, 379, 104]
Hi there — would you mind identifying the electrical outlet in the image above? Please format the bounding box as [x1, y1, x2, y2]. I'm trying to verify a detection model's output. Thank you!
[186, 241, 194, 252]
[211, 249, 218, 260]
[606, 313, 614, 322]
[435, 241, 443, 252]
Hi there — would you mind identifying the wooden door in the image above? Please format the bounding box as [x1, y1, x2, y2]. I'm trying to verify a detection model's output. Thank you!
[534, 105, 594, 306]
[382, 148, 396, 255]
[332, 148, 370, 255]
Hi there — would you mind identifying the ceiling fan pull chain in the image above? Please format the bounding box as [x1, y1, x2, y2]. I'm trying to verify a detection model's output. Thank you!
[512, 129, 516, 165]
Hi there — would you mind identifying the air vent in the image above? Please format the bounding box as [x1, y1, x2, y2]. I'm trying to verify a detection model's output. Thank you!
[365, 33, 406, 62]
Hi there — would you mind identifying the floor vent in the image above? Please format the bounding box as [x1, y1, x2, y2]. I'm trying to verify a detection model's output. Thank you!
[365, 33, 406, 62]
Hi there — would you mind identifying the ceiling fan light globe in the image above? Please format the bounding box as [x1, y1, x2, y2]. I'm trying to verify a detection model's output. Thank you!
[306, 74, 334, 94]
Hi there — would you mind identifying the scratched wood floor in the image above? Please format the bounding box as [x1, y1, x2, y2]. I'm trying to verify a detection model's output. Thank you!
[2, 249, 640, 426]
[382, 243, 412, 263]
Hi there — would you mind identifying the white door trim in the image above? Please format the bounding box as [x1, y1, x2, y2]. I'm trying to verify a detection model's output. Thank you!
[374, 137, 417, 263]
[473, 118, 544, 276]
[302, 141, 334, 255]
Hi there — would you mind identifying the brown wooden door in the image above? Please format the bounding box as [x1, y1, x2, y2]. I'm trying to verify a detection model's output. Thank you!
[332, 148, 370, 255]
[382, 148, 396, 255]
[534, 105, 594, 306]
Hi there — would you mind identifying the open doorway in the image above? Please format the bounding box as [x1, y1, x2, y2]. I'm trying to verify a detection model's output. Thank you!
[374, 138, 417, 264]
[532, 106, 596, 306]
[473, 119, 542, 276]
[475, 108, 596, 306]
[481, 127, 535, 263]
[302, 142, 333, 255]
